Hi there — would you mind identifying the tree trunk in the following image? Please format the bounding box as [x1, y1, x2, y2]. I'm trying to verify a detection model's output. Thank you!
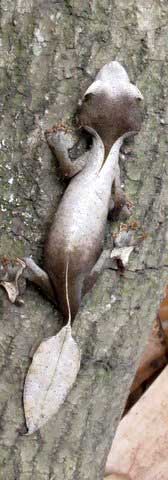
[0, 1, 167, 479]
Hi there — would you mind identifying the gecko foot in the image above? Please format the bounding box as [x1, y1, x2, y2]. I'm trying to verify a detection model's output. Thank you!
[109, 190, 133, 221]
[45, 125, 76, 154]
[45, 123, 73, 136]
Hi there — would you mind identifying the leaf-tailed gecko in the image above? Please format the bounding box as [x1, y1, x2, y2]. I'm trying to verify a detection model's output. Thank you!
[0, 61, 143, 434]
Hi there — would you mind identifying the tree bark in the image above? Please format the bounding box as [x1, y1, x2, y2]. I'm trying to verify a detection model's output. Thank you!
[0, 1, 167, 479]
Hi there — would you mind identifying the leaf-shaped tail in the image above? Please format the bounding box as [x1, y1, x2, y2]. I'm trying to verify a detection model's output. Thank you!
[24, 258, 81, 434]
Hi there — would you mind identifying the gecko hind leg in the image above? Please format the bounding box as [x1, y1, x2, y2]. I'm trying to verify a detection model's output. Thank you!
[23, 257, 56, 304]
[83, 249, 111, 295]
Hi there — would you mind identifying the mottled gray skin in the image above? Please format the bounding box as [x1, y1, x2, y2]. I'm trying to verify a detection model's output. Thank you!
[45, 131, 120, 319]
[43, 62, 143, 320]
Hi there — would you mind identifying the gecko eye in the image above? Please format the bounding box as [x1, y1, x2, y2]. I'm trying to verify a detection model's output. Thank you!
[136, 95, 143, 102]
[135, 89, 143, 102]
[130, 83, 143, 102]
[84, 93, 93, 103]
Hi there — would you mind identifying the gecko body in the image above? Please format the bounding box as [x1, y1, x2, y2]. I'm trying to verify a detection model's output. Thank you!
[43, 61, 143, 320]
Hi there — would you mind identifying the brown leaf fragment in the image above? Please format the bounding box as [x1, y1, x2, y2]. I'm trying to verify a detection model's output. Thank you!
[157, 285, 168, 350]
[110, 246, 134, 268]
[0, 280, 19, 303]
[0, 258, 26, 303]
[24, 323, 81, 434]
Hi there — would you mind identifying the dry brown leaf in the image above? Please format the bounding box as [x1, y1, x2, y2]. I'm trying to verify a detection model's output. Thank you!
[106, 366, 168, 480]
[24, 323, 81, 434]
[130, 319, 167, 393]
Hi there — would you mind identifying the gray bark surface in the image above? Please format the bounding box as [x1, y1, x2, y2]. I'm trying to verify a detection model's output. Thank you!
[0, 1, 167, 479]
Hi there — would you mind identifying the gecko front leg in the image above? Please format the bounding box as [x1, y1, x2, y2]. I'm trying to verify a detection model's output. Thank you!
[108, 163, 132, 220]
[45, 126, 89, 178]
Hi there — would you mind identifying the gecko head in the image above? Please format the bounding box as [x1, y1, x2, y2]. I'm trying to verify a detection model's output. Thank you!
[76, 61, 144, 153]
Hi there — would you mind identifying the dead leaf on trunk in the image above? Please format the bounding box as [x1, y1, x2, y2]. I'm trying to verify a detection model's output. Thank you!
[24, 323, 81, 434]
[110, 246, 134, 267]
[0, 257, 26, 303]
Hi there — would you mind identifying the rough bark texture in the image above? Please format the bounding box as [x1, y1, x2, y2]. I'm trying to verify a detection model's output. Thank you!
[0, 1, 167, 479]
